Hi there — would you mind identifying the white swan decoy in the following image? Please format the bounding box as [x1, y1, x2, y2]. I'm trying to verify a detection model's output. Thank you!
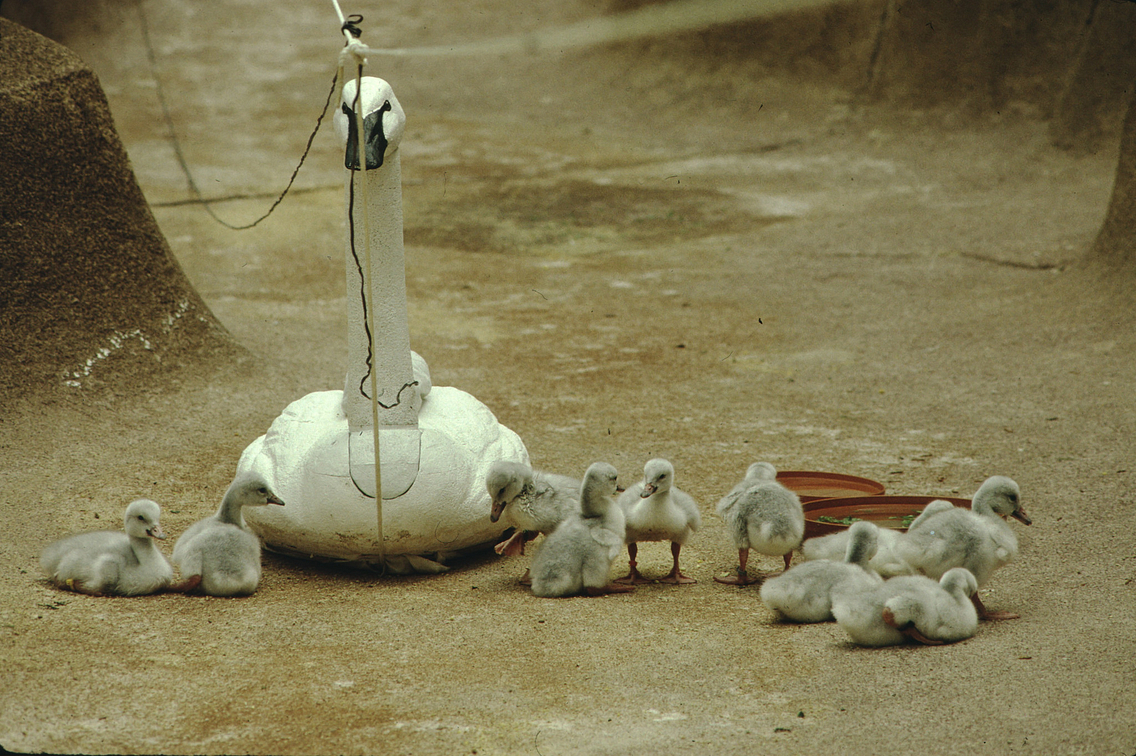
[713, 462, 805, 585]
[832, 567, 980, 646]
[895, 476, 1031, 620]
[799, 502, 957, 578]
[40, 499, 173, 596]
[616, 458, 701, 585]
[530, 463, 633, 598]
[234, 75, 527, 573]
[760, 520, 884, 622]
[171, 473, 285, 596]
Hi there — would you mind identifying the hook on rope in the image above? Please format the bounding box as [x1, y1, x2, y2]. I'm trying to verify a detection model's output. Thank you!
[341, 13, 364, 38]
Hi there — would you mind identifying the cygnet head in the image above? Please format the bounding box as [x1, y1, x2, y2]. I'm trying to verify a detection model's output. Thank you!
[581, 463, 619, 517]
[974, 476, 1030, 524]
[940, 567, 979, 597]
[123, 499, 165, 541]
[640, 458, 675, 498]
[486, 461, 532, 522]
[844, 520, 880, 565]
[746, 462, 778, 483]
[224, 473, 285, 509]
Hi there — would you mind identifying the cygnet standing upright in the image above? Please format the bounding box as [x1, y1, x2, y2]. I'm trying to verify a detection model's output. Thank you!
[530, 462, 632, 598]
[172, 472, 284, 596]
[714, 462, 804, 585]
[616, 458, 701, 584]
[40, 498, 173, 596]
[896, 475, 1030, 619]
[486, 460, 580, 584]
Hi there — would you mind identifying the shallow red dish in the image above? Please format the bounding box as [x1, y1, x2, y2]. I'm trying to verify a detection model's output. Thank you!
[802, 495, 972, 539]
[776, 471, 886, 504]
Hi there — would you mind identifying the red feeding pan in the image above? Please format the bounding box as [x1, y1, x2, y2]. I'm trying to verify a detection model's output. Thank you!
[776, 471, 886, 504]
[802, 495, 972, 539]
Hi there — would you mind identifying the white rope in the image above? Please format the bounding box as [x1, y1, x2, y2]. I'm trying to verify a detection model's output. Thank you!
[334, 0, 386, 569]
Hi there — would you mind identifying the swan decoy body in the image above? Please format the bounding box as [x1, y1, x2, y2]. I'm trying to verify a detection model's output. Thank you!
[713, 462, 805, 585]
[40, 499, 173, 596]
[895, 476, 1030, 620]
[486, 461, 580, 558]
[760, 520, 884, 622]
[530, 463, 633, 598]
[172, 473, 284, 596]
[832, 567, 980, 646]
[616, 458, 701, 584]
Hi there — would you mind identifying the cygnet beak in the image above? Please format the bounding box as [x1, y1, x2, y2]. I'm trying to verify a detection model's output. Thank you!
[640, 483, 656, 498]
[1011, 507, 1031, 525]
[148, 524, 167, 540]
[490, 501, 505, 523]
[268, 492, 285, 506]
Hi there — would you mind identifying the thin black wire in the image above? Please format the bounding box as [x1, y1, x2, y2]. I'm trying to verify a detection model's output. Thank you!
[136, 0, 338, 230]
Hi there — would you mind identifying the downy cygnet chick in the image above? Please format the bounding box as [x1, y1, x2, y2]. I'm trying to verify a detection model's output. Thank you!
[833, 568, 979, 646]
[530, 463, 632, 598]
[40, 499, 173, 596]
[616, 458, 701, 585]
[799, 500, 957, 578]
[760, 520, 884, 622]
[172, 473, 284, 596]
[896, 476, 1030, 620]
[486, 460, 580, 558]
[714, 462, 804, 585]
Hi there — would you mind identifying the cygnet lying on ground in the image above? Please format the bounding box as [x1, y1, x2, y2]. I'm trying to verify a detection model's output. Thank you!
[760, 521, 884, 622]
[530, 462, 632, 598]
[171, 473, 284, 597]
[40, 499, 173, 596]
[714, 462, 804, 585]
[832, 567, 980, 646]
[616, 458, 701, 585]
[895, 476, 1030, 620]
[486, 460, 580, 581]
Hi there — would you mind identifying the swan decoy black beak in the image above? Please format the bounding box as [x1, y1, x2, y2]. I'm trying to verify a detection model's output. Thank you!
[341, 100, 392, 170]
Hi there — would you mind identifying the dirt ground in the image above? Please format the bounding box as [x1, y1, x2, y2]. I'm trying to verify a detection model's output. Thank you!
[2, 1, 1136, 754]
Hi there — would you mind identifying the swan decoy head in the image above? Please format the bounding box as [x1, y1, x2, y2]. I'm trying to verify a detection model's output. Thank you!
[745, 462, 778, 482]
[336, 76, 406, 170]
[974, 476, 1030, 525]
[486, 461, 532, 522]
[639, 458, 675, 498]
[123, 499, 165, 540]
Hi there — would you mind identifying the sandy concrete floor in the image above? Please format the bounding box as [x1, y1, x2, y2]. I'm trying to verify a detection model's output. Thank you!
[2, 1, 1135, 754]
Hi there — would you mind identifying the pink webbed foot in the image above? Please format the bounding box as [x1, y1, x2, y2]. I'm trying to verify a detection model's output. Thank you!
[168, 574, 203, 594]
[972, 593, 1020, 621]
[495, 530, 529, 557]
[585, 583, 635, 596]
